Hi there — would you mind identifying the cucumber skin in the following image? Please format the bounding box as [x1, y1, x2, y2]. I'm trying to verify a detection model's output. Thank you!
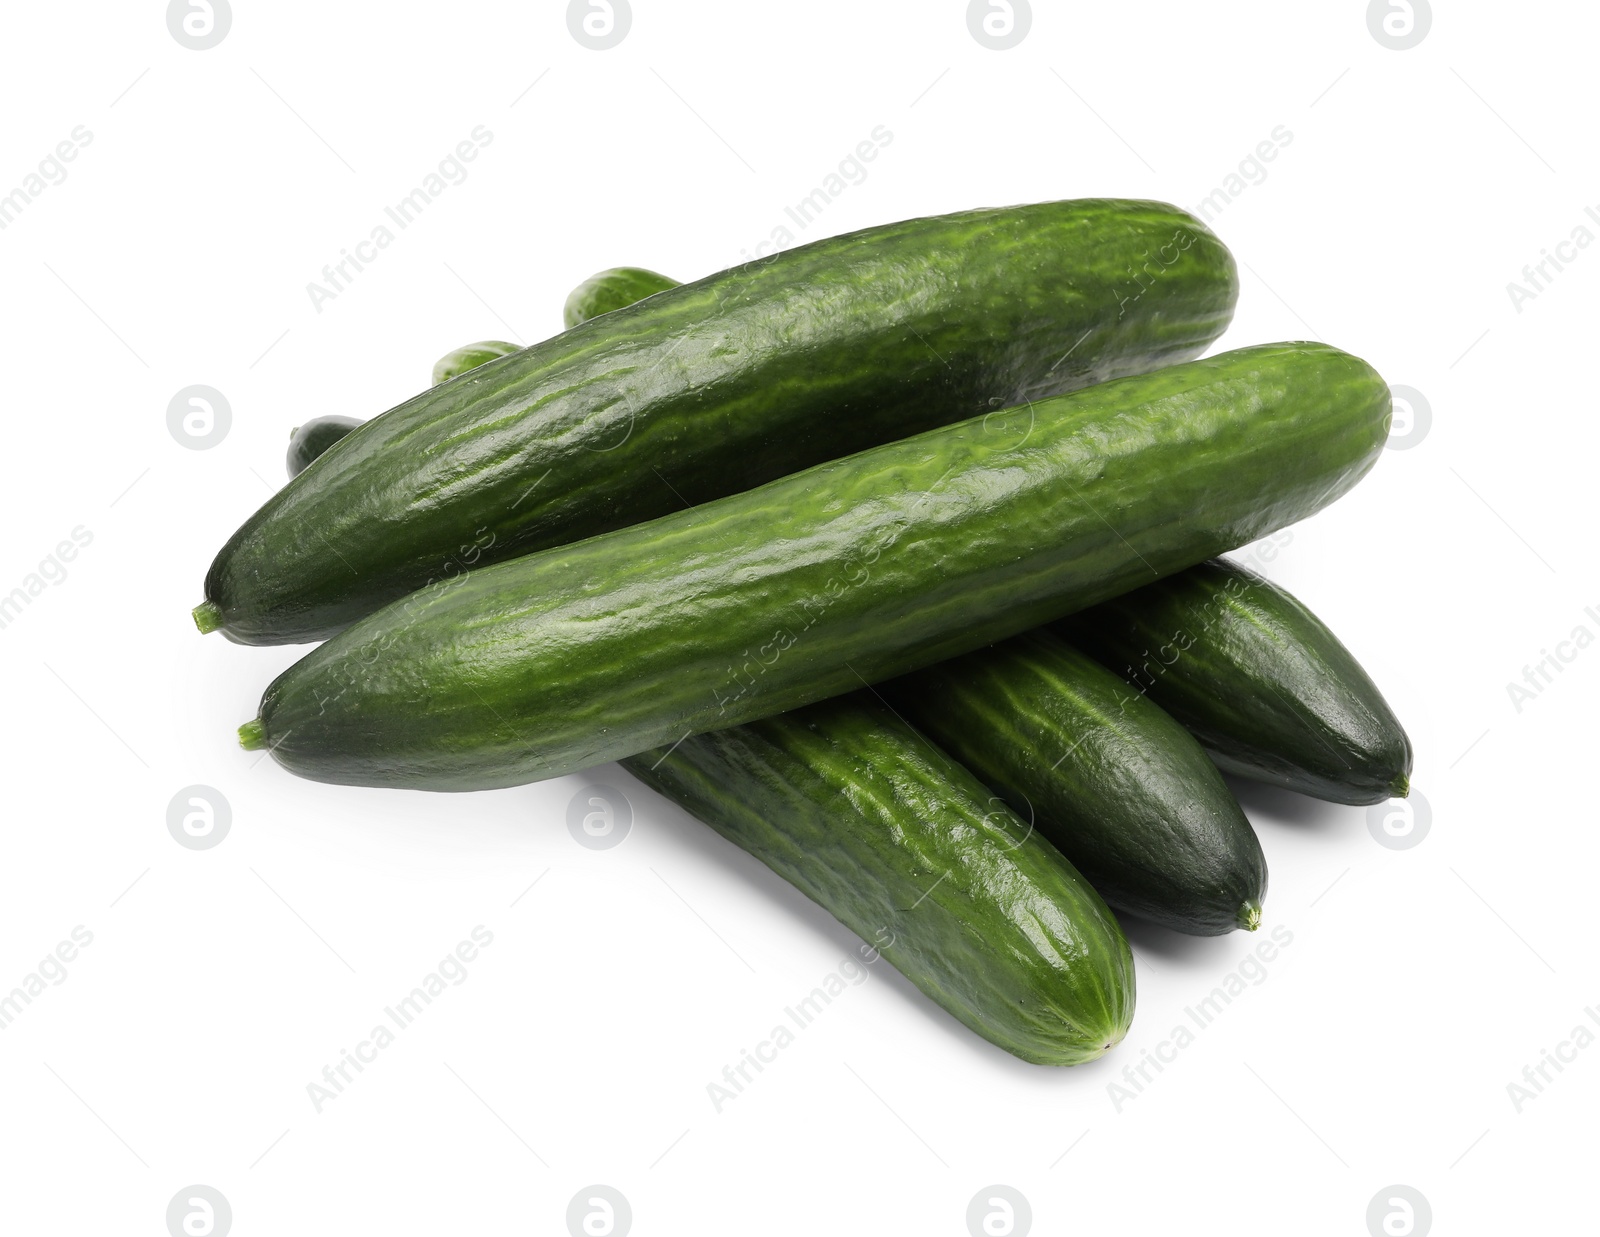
[886, 631, 1266, 935]
[247, 342, 1391, 791]
[1059, 559, 1413, 805]
[621, 696, 1134, 1065]
[202, 200, 1238, 644]
[562, 267, 678, 329]
[560, 269, 1397, 814]
[566, 266, 1263, 934]
[432, 340, 518, 386]
[286, 416, 362, 479]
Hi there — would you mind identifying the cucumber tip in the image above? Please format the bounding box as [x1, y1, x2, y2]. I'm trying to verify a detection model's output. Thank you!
[238, 719, 267, 751]
[1390, 772, 1411, 798]
[1238, 900, 1262, 932]
[192, 600, 223, 635]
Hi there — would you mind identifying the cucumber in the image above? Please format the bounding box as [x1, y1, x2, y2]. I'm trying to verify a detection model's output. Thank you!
[264, 319, 1269, 936]
[1059, 558, 1413, 804]
[622, 695, 1133, 1064]
[285, 416, 362, 480]
[560, 272, 1409, 808]
[885, 631, 1266, 935]
[196, 200, 1239, 644]
[562, 267, 678, 329]
[432, 340, 518, 386]
[239, 342, 1391, 790]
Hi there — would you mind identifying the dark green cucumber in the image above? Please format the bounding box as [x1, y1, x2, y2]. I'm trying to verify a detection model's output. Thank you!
[622, 695, 1133, 1064]
[286, 416, 363, 480]
[562, 267, 678, 329]
[239, 342, 1391, 790]
[197, 200, 1238, 644]
[1059, 558, 1412, 804]
[886, 631, 1266, 935]
[432, 340, 518, 385]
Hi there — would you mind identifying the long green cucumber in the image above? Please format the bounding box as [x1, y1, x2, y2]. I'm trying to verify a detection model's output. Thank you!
[622, 695, 1134, 1064]
[560, 270, 1410, 810]
[1059, 558, 1413, 804]
[885, 631, 1266, 935]
[238, 343, 1391, 790]
[197, 200, 1238, 644]
[562, 267, 677, 328]
[263, 319, 1263, 935]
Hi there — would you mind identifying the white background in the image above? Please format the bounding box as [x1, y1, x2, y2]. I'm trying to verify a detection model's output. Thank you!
[1, 2, 1593, 1233]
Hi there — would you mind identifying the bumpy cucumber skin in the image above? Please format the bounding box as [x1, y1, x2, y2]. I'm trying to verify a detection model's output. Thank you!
[886, 631, 1266, 935]
[559, 274, 1400, 812]
[286, 416, 362, 479]
[564, 263, 1256, 935]
[432, 340, 519, 386]
[562, 267, 678, 329]
[247, 343, 1391, 791]
[202, 200, 1239, 644]
[621, 696, 1133, 1065]
[1059, 559, 1413, 805]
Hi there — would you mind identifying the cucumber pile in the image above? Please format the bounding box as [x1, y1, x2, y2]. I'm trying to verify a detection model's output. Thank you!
[197, 201, 1409, 1066]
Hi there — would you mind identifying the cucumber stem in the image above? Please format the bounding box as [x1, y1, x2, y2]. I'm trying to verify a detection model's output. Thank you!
[1238, 900, 1262, 932]
[1390, 772, 1410, 798]
[238, 719, 267, 751]
[192, 601, 223, 635]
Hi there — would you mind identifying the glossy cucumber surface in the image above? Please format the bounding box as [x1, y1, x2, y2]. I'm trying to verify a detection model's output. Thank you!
[561, 270, 1408, 810]
[623, 695, 1134, 1065]
[888, 631, 1266, 935]
[241, 343, 1391, 790]
[1060, 559, 1413, 804]
[199, 200, 1238, 643]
